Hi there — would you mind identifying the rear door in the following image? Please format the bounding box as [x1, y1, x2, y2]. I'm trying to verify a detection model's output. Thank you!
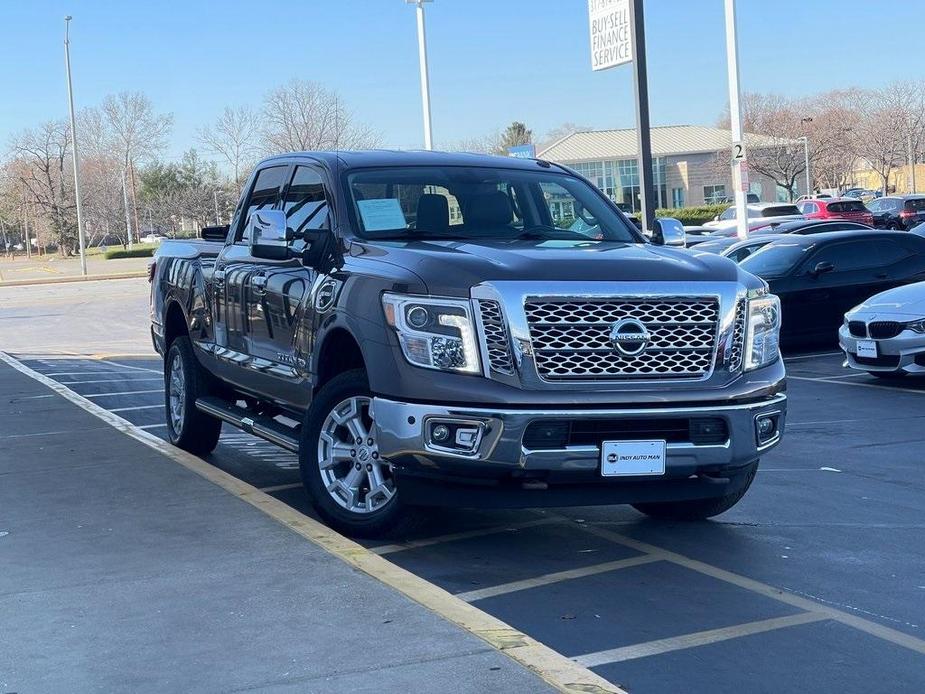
[213, 164, 288, 381]
[792, 239, 889, 339]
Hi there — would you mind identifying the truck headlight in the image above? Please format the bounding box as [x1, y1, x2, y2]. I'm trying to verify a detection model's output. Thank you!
[382, 293, 480, 374]
[744, 295, 781, 371]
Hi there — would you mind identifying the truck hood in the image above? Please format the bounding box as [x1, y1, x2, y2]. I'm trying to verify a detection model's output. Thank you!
[352, 238, 745, 296]
[853, 281, 925, 317]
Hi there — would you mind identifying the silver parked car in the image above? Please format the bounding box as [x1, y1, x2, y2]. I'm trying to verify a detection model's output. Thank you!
[839, 281, 925, 377]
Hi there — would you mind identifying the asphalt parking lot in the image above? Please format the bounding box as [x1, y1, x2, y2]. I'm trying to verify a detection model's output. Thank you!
[3, 279, 925, 693]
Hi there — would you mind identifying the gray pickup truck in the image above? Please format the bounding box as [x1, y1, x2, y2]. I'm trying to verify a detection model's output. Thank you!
[150, 151, 786, 536]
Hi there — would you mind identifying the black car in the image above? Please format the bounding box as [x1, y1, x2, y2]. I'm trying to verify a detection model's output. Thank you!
[740, 231, 925, 347]
[708, 219, 871, 239]
[866, 195, 925, 230]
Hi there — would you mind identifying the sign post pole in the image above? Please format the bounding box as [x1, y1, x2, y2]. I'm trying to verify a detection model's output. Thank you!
[406, 0, 434, 150]
[628, 0, 655, 232]
[587, 0, 655, 231]
[724, 0, 749, 241]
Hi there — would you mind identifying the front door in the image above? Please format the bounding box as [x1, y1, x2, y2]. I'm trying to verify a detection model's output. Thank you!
[242, 165, 334, 409]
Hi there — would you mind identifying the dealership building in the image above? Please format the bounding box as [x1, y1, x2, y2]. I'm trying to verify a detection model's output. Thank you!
[537, 125, 805, 210]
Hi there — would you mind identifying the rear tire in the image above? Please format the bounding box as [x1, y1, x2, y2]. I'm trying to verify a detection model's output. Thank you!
[299, 369, 415, 538]
[632, 463, 757, 521]
[164, 336, 222, 455]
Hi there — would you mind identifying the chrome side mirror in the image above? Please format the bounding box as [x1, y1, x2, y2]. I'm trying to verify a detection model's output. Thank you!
[248, 209, 289, 260]
[652, 217, 686, 247]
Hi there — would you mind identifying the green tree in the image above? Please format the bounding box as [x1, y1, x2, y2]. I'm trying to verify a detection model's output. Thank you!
[496, 121, 533, 154]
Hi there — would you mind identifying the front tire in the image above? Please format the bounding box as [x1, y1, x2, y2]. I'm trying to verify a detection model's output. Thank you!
[164, 336, 222, 455]
[632, 463, 757, 521]
[299, 369, 411, 538]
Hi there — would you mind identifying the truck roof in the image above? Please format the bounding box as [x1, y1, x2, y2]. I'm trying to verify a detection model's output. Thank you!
[258, 149, 559, 172]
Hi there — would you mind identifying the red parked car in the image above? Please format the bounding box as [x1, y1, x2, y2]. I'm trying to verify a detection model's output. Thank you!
[797, 197, 874, 226]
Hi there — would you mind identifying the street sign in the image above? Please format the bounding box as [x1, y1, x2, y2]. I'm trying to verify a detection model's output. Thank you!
[731, 141, 746, 161]
[588, 0, 632, 71]
[507, 144, 536, 159]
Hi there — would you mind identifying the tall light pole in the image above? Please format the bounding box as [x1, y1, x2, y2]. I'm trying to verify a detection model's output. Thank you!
[799, 136, 811, 197]
[64, 16, 87, 276]
[723, 0, 748, 241]
[406, 0, 434, 150]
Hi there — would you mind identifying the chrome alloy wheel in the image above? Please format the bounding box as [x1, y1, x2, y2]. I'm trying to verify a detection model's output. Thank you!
[317, 396, 395, 514]
[167, 352, 186, 434]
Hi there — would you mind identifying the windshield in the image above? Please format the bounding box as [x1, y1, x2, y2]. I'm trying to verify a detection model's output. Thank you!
[346, 166, 641, 242]
[739, 241, 810, 277]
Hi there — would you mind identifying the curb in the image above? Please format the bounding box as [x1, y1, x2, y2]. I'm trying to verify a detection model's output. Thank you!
[0, 271, 147, 288]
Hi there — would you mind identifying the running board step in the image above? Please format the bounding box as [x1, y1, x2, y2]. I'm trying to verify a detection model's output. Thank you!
[195, 396, 300, 453]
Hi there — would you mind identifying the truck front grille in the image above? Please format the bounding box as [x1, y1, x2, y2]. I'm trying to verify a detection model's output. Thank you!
[478, 299, 514, 375]
[524, 297, 719, 380]
[868, 321, 902, 339]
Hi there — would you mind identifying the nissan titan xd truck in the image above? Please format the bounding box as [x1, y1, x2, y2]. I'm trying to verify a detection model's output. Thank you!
[150, 151, 786, 536]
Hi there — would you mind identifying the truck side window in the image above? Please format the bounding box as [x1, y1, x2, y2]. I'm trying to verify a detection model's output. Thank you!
[236, 165, 288, 243]
[283, 167, 331, 249]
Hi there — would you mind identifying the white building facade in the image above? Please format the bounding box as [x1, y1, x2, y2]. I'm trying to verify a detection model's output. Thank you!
[538, 125, 805, 210]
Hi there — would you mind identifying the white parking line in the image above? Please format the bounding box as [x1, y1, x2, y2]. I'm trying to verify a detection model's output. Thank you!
[784, 351, 842, 361]
[138, 423, 167, 430]
[109, 404, 162, 412]
[45, 370, 142, 377]
[573, 612, 829, 667]
[457, 554, 663, 602]
[84, 389, 164, 398]
[789, 375, 925, 394]
[58, 377, 162, 385]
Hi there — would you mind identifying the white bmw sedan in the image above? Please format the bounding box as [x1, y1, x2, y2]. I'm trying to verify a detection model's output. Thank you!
[839, 281, 925, 377]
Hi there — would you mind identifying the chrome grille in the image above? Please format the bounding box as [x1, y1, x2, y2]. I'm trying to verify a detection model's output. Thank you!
[525, 297, 719, 380]
[727, 299, 746, 372]
[478, 299, 514, 374]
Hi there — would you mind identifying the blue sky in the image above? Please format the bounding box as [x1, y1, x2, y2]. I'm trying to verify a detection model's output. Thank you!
[2, 1, 923, 160]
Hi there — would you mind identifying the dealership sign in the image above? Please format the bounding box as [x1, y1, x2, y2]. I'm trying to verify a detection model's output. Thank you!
[588, 0, 632, 71]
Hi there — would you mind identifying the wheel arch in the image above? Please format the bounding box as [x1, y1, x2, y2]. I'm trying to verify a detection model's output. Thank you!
[164, 299, 189, 351]
[313, 327, 366, 394]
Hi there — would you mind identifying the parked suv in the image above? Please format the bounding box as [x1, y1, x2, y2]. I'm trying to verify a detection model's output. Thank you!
[149, 151, 786, 536]
[867, 195, 925, 230]
[797, 198, 874, 226]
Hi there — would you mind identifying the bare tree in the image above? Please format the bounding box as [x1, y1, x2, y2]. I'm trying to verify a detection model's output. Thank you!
[260, 79, 380, 153]
[538, 122, 593, 152]
[850, 89, 906, 195]
[102, 91, 173, 233]
[197, 105, 261, 187]
[8, 121, 77, 255]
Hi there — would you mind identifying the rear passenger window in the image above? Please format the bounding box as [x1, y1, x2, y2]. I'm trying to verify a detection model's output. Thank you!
[804, 241, 879, 272]
[237, 166, 288, 242]
[828, 201, 866, 213]
[873, 240, 911, 265]
[283, 167, 331, 247]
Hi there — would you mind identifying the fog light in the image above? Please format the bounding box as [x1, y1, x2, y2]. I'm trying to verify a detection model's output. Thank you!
[426, 419, 484, 454]
[431, 424, 450, 443]
[755, 414, 779, 445]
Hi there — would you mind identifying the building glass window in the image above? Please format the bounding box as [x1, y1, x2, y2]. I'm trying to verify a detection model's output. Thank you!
[671, 187, 684, 208]
[703, 185, 727, 204]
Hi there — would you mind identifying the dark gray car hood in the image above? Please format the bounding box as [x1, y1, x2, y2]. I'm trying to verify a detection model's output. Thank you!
[351, 238, 747, 297]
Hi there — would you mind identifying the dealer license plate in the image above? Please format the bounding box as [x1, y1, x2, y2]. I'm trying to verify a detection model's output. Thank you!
[601, 440, 666, 477]
[856, 340, 878, 359]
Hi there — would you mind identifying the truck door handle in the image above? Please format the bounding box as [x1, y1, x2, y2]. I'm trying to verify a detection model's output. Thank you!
[214, 270, 225, 284]
[252, 275, 268, 295]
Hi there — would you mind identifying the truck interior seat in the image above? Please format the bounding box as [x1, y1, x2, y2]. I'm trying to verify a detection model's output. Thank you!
[415, 193, 450, 234]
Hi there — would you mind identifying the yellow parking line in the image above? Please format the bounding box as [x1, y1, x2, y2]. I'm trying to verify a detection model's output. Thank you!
[0, 349, 623, 694]
[372, 517, 561, 555]
[457, 554, 663, 602]
[561, 518, 925, 658]
[574, 612, 829, 666]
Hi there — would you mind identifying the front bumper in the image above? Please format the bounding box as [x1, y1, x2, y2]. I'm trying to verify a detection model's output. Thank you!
[372, 393, 786, 481]
[838, 325, 925, 374]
